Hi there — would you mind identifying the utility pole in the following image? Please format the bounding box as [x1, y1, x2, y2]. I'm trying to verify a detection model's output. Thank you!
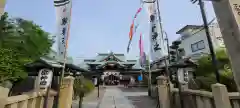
[155, 0, 170, 80]
[193, 0, 220, 82]
[211, 0, 240, 91]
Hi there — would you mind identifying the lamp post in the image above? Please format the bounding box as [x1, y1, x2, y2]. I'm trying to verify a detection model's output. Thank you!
[191, 0, 220, 83]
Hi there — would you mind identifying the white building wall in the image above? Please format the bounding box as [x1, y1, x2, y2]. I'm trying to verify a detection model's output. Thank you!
[178, 24, 224, 60]
[179, 30, 210, 57]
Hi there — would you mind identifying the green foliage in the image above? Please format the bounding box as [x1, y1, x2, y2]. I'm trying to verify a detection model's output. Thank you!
[195, 55, 213, 76]
[195, 49, 230, 76]
[0, 48, 27, 83]
[220, 65, 237, 92]
[73, 76, 95, 98]
[194, 76, 217, 91]
[0, 12, 53, 84]
[193, 49, 237, 91]
[0, 13, 53, 60]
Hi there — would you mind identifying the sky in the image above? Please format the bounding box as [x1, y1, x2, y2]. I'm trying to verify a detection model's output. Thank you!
[5, 0, 216, 64]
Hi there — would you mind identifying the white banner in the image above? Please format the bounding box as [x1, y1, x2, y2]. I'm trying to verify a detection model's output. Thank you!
[38, 69, 53, 90]
[54, 0, 72, 59]
[144, 0, 168, 61]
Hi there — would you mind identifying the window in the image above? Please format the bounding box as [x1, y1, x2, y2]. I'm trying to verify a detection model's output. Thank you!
[191, 40, 205, 52]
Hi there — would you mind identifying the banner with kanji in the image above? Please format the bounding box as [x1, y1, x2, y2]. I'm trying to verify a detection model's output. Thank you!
[54, 0, 72, 59]
[144, 0, 167, 61]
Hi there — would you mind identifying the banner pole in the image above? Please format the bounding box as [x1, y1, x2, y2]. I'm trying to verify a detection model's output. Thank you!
[56, 1, 72, 108]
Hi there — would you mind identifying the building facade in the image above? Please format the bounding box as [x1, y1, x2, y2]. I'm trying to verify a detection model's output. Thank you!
[176, 23, 224, 61]
[166, 23, 224, 83]
[80, 52, 143, 85]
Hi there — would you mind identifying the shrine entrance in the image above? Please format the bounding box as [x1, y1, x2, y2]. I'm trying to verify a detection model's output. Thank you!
[102, 71, 121, 85]
[104, 74, 120, 85]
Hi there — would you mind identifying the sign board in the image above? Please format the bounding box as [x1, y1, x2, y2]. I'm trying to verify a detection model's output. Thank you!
[92, 78, 98, 86]
[103, 71, 120, 76]
[177, 68, 185, 83]
[38, 68, 53, 90]
[230, 0, 240, 27]
[138, 75, 143, 81]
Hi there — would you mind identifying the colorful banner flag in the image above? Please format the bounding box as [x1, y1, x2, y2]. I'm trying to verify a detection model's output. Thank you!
[139, 33, 144, 57]
[126, 6, 143, 53]
[139, 34, 147, 67]
[54, 0, 72, 60]
[134, 7, 142, 19]
[139, 52, 147, 68]
[129, 21, 134, 40]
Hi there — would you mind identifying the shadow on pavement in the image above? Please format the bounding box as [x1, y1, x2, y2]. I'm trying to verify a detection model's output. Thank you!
[118, 86, 158, 108]
[118, 87, 148, 92]
[126, 95, 158, 108]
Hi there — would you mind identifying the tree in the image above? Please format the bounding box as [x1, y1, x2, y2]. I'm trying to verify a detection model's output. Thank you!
[195, 49, 230, 76]
[193, 48, 237, 91]
[0, 12, 54, 86]
[0, 13, 16, 48]
[0, 13, 53, 60]
[0, 48, 27, 83]
[73, 76, 95, 108]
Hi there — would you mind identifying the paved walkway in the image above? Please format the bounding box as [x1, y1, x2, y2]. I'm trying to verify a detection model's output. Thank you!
[72, 87, 105, 108]
[99, 86, 135, 108]
[99, 86, 157, 108]
[119, 87, 157, 108]
[72, 86, 157, 108]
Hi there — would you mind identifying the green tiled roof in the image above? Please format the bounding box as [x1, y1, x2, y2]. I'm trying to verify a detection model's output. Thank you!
[80, 52, 144, 70]
[95, 52, 126, 62]
[86, 62, 104, 65]
[39, 57, 63, 68]
[78, 62, 90, 70]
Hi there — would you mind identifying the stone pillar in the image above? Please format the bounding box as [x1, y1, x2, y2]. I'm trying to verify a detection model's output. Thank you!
[47, 90, 57, 108]
[211, 83, 231, 108]
[212, 0, 240, 91]
[156, 76, 170, 108]
[0, 86, 9, 98]
[58, 76, 74, 108]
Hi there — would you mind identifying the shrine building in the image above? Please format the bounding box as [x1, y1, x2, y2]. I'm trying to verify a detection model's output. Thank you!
[80, 51, 144, 85]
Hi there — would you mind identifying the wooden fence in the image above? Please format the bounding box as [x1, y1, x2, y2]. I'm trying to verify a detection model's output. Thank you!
[0, 88, 57, 108]
[0, 76, 74, 108]
[151, 76, 240, 108]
